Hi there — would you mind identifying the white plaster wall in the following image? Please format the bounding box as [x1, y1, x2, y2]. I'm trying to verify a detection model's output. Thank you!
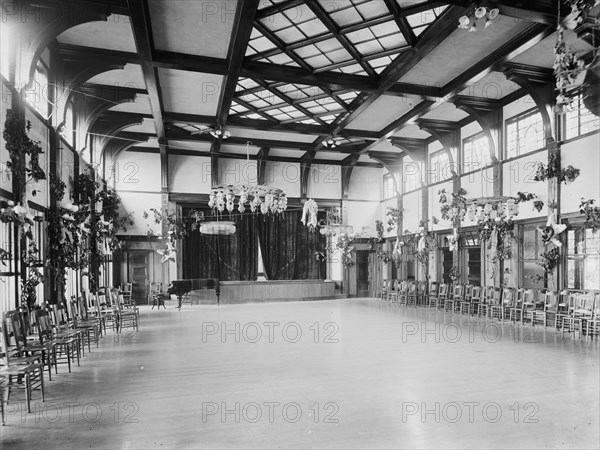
[348, 166, 382, 201]
[117, 191, 162, 235]
[114, 151, 161, 192]
[264, 161, 300, 198]
[502, 151, 548, 220]
[169, 155, 211, 193]
[308, 164, 341, 199]
[560, 132, 600, 214]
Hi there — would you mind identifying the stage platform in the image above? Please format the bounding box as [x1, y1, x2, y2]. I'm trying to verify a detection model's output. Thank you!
[181, 279, 337, 305]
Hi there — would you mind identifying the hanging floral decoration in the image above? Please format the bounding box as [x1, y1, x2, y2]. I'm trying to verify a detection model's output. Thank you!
[538, 247, 561, 274]
[386, 207, 402, 232]
[537, 214, 568, 247]
[449, 266, 460, 283]
[336, 232, 356, 267]
[45, 174, 90, 291]
[533, 153, 580, 184]
[376, 249, 392, 264]
[314, 249, 327, 262]
[143, 208, 204, 263]
[375, 220, 385, 243]
[447, 229, 460, 251]
[301, 198, 319, 231]
[554, 26, 587, 114]
[2, 109, 47, 309]
[580, 198, 600, 232]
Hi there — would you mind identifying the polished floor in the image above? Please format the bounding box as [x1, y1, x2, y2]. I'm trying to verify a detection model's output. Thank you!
[2, 298, 599, 449]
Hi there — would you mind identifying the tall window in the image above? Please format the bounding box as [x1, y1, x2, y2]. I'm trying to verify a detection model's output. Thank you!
[403, 156, 420, 192]
[26, 64, 49, 118]
[567, 227, 600, 290]
[564, 93, 600, 139]
[506, 109, 545, 158]
[429, 150, 451, 184]
[383, 173, 397, 199]
[522, 226, 545, 289]
[463, 132, 491, 172]
[0, 21, 10, 80]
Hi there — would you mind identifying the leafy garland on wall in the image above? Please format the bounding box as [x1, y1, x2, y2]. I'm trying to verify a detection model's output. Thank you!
[2, 110, 47, 309]
[533, 152, 580, 184]
[76, 166, 134, 291]
[580, 198, 600, 232]
[437, 188, 543, 283]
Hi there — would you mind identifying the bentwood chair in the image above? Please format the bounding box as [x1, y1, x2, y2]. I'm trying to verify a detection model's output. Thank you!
[121, 283, 133, 306]
[481, 287, 501, 319]
[406, 282, 419, 307]
[535, 290, 558, 328]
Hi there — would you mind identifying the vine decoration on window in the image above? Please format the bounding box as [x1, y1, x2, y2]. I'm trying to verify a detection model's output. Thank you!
[533, 153, 580, 184]
[579, 198, 600, 233]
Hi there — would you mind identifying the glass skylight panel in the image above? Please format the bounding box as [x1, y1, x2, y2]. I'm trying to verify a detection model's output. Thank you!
[337, 64, 367, 75]
[330, 7, 363, 27]
[396, 0, 429, 8]
[246, 31, 277, 55]
[244, 113, 268, 120]
[338, 91, 359, 103]
[304, 54, 331, 69]
[296, 19, 329, 37]
[259, 12, 293, 32]
[355, 1, 389, 19]
[236, 78, 260, 92]
[368, 55, 396, 74]
[320, 115, 337, 123]
[274, 26, 305, 43]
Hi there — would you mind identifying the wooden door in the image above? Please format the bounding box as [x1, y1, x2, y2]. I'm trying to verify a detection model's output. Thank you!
[129, 251, 150, 304]
[356, 250, 370, 297]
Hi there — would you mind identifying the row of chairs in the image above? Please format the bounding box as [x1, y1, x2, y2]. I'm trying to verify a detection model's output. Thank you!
[0, 287, 140, 425]
[378, 280, 600, 339]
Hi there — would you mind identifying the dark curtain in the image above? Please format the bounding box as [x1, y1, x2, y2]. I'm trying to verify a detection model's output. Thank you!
[258, 211, 326, 280]
[257, 213, 298, 280]
[182, 210, 258, 281]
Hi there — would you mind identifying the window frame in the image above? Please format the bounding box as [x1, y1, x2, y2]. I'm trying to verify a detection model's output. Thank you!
[428, 149, 452, 185]
[566, 223, 600, 291]
[382, 172, 397, 200]
[563, 91, 600, 140]
[462, 131, 492, 173]
[505, 107, 545, 159]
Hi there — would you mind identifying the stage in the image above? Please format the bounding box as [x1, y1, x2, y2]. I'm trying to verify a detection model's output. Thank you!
[183, 279, 337, 305]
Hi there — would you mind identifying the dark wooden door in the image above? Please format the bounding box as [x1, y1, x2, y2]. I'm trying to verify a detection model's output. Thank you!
[356, 250, 370, 297]
[129, 252, 149, 304]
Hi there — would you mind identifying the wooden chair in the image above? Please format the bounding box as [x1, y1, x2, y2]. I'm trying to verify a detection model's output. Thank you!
[0, 323, 45, 414]
[535, 290, 558, 328]
[387, 280, 399, 302]
[562, 292, 594, 339]
[426, 282, 439, 308]
[460, 285, 479, 315]
[586, 292, 600, 340]
[112, 288, 139, 333]
[406, 282, 419, 307]
[445, 284, 464, 312]
[481, 287, 500, 319]
[429, 283, 447, 308]
[121, 282, 133, 306]
[35, 309, 79, 373]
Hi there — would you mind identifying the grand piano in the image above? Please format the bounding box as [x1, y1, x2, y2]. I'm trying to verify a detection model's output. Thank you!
[167, 279, 221, 309]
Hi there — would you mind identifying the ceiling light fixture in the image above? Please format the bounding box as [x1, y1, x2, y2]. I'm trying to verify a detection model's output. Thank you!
[458, 5, 499, 31]
[191, 125, 231, 139]
[324, 136, 341, 148]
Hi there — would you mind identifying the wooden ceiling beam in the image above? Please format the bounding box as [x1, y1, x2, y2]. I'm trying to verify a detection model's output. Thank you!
[215, 0, 261, 126]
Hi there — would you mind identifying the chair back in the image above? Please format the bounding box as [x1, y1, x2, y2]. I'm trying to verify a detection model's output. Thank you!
[488, 287, 502, 306]
[464, 285, 473, 301]
[438, 283, 448, 300]
[429, 281, 438, 297]
[4, 311, 28, 352]
[502, 287, 515, 307]
[32, 309, 55, 343]
[122, 282, 133, 293]
[452, 284, 465, 301]
[471, 286, 482, 302]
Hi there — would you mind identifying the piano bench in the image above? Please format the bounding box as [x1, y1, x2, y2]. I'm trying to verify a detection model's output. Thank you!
[151, 294, 166, 310]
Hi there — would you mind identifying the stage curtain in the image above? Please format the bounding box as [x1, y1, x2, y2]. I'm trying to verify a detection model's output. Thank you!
[258, 211, 326, 280]
[182, 211, 258, 281]
[257, 213, 298, 280]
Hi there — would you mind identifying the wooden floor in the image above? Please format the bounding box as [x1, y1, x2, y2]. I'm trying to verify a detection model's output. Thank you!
[2, 299, 599, 449]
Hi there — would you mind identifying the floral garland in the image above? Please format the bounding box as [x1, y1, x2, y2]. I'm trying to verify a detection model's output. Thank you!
[336, 232, 355, 267]
[533, 152, 580, 184]
[375, 220, 385, 243]
[449, 266, 460, 284]
[376, 249, 392, 264]
[580, 198, 600, 232]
